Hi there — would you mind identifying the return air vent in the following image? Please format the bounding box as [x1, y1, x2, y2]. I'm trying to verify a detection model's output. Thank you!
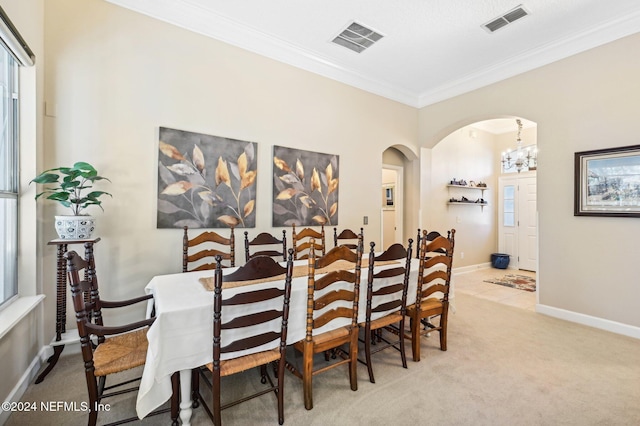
[482, 5, 530, 33]
[332, 22, 383, 53]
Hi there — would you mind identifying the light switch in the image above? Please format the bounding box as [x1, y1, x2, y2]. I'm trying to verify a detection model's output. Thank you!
[363, 216, 368, 225]
[45, 101, 57, 117]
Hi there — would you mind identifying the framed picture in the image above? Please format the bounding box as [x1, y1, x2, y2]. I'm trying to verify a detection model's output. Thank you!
[272, 145, 339, 226]
[574, 145, 640, 217]
[157, 127, 257, 228]
[382, 184, 395, 209]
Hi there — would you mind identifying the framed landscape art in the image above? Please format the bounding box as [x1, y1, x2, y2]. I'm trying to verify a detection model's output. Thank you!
[157, 127, 257, 228]
[574, 144, 640, 217]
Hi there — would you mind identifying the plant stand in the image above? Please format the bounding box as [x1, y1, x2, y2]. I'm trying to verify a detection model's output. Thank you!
[35, 237, 100, 384]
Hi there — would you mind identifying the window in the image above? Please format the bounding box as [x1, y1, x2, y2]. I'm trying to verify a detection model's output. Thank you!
[0, 46, 18, 307]
[503, 184, 515, 227]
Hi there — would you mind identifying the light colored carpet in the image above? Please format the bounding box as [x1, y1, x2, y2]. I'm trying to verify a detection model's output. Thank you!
[6, 292, 640, 425]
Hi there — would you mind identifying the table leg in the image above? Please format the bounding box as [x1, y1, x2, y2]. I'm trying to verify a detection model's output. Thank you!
[37, 243, 68, 385]
[171, 372, 180, 426]
[34, 345, 64, 384]
[179, 369, 193, 426]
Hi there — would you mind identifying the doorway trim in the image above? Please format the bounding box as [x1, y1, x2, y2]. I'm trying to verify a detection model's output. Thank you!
[498, 172, 538, 272]
[381, 164, 403, 248]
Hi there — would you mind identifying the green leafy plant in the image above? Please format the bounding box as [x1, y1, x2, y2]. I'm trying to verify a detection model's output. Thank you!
[30, 161, 112, 216]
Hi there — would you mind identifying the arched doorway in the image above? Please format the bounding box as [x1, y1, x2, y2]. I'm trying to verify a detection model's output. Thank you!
[381, 145, 419, 250]
[425, 117, 538, 273]
[381, 164, 403, 249]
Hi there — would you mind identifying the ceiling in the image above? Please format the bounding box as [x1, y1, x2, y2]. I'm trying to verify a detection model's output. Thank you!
[106, 0, 640, 108]
[471, 118, 534, 134]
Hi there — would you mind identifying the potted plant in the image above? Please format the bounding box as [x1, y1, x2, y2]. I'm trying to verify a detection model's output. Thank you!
[31, 161, 111, 239]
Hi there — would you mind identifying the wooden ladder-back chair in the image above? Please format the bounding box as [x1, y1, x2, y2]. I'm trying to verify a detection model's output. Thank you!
[291, 224, 325, 260]
[333, 227, 363, 249]
[415, 228, 444, 259]
[406, 229, 456, 362]
[183, 226, 235, 271]
[244, 230, 287, 262]
[359, 239, 413, 383]
[64, 250, 177, 426]
[285, 236, 363, 410]
[196, 251, 294, 425]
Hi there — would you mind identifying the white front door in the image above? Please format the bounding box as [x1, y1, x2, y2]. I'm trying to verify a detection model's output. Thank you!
[498, 174, 537, 271]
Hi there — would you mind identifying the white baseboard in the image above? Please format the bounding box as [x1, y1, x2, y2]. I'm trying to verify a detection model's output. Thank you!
[453, 262, 491, 275]
[451, 265, 640, 340]
[0, 346, 49, 425]
[537, 304, 640, 340]
[0, 339, 84, 425]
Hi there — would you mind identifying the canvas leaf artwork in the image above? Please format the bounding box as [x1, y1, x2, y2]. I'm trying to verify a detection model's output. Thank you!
[157, 127, 257, 228]
[272, 145, 339, 226]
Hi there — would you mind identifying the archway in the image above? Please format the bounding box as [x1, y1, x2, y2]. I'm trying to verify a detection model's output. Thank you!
[424, 117, 538, 273]
[381, 145, 418, 250]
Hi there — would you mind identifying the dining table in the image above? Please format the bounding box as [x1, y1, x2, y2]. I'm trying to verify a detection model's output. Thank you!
[135, 255, 448, 425]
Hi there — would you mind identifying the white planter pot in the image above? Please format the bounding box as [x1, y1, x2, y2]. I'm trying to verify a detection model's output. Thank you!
[54, 215, 96, 239]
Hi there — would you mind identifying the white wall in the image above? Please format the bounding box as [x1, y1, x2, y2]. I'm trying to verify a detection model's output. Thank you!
[429, 125, 497, 267]
[0, 0, 45, 408]
[41, 0, 419, 328]
[419, 33, 640, 330]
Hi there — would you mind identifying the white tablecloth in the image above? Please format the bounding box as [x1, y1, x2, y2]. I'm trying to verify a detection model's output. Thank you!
[136, 257, 428, 419]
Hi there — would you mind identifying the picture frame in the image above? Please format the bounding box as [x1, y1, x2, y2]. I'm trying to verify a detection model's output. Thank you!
[272, 145, 339, 226]
[574, 144, 640, 217]
[382, 184, 395, 209]
[156, 127, 258, 228]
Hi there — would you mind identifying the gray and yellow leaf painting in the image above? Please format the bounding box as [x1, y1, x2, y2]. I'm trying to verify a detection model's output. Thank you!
[272, 145, 339, 227]
[157, 127, 257, 228]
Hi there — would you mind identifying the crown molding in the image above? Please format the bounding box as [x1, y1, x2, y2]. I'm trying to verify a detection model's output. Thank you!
[107, 0, 640, 110]
[417, 8, 640, 108]
[106, 0, 420, 106]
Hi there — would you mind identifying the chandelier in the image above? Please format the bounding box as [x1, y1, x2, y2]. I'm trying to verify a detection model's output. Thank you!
[501, 119, 537, 173]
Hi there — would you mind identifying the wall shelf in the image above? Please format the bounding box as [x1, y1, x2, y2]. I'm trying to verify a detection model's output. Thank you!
[447, 184, 488, 207]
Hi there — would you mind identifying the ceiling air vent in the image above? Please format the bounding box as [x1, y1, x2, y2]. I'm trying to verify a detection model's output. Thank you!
[332, 22, 383, 53]
[482, 5, 530, 33]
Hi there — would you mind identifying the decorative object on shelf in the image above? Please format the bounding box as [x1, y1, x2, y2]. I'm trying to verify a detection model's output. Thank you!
[448, 197, 487, 205]
[449, 179, 488, 188]
[501, 119, 537, 173]
[449, 178, 468, 186]
[574, 144, 640, 217]
[54, 216, 95, 240]
[447, 182, 489, 206]
[31, 162, 111, 239]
